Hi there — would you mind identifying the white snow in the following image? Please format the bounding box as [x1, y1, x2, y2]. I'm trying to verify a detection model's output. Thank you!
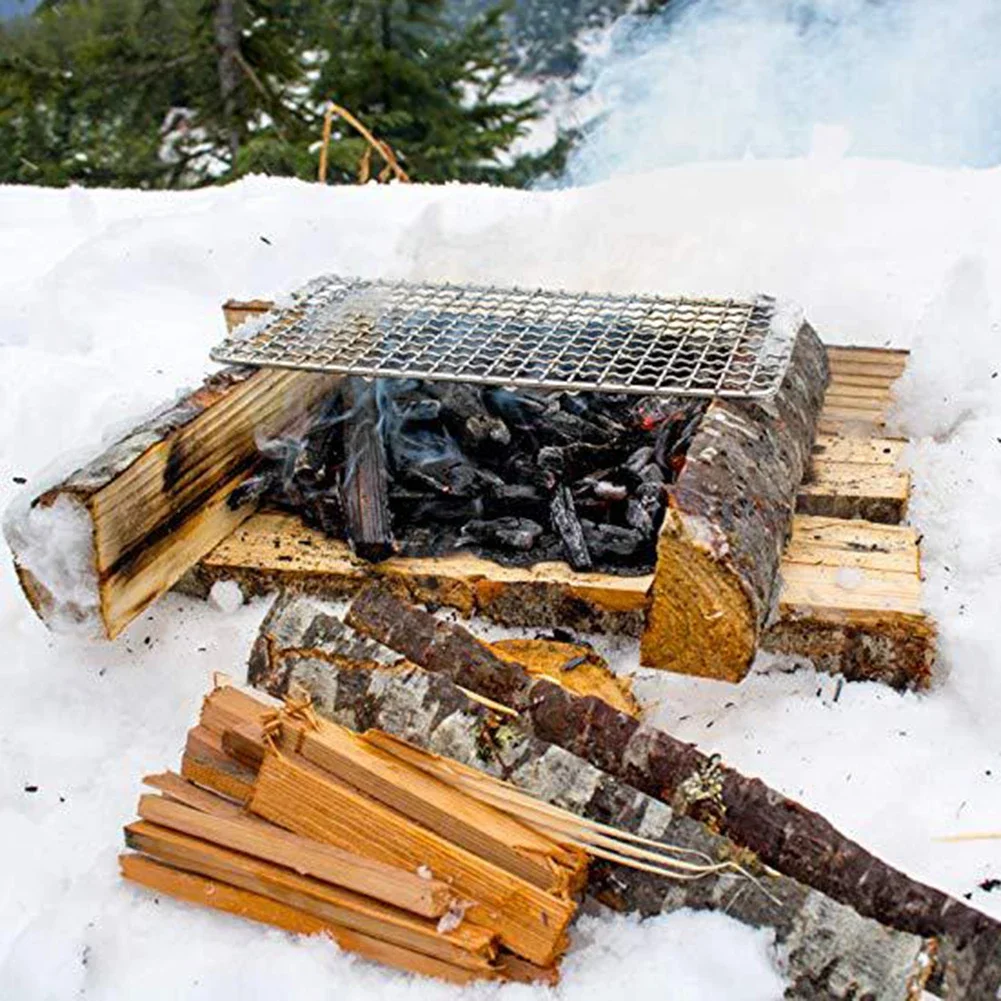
[2, 157, 1001, 999]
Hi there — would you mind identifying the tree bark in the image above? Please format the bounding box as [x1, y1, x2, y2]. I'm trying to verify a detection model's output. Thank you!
[214, 0, 242, 163]
[345, 584, 1001, 997]
[260, 653, 934, 1000]
[641, 322, 830, 680]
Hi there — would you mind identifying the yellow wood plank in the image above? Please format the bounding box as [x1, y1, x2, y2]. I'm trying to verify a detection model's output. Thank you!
[825, 385, 893, 405]
[778, 561, 923, 616]
[810, 466, 906, 502]
[802, 461, 909, 500]
[811, 435, 905, 465]
[784, 516, 919, 574]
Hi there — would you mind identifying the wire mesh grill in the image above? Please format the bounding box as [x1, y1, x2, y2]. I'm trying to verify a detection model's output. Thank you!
[211, 275, 796, 399]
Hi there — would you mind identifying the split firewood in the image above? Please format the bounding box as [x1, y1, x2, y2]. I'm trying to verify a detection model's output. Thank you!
[125, 819, 497, 968]
[344, 584, 1001, 996]
[265, 656, 935, 1001]
[270, 717, 589, 895]
[125, 680, 570, 984]
[188, 685, 579, 966]
[119, 854, 493, 985]
[641, 323, 830, 680]
[249, 751, 575, 966]
[7, 364, 338, 638]
[338, 377, 395, 561]
[135, 793, 454, 918]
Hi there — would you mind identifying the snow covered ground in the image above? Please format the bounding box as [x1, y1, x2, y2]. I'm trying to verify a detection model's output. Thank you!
[1, 160, 1000, 999]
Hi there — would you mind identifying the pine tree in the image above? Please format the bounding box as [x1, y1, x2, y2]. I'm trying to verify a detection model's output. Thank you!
[0, 0, 572, 188]
[306, 0, 566, 186]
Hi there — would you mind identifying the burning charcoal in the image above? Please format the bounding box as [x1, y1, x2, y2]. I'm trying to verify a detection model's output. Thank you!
[550, 485, 592, 570]
[539, 408, 618, 447]
[626, 497, 654, 536]
[558, 393, 627, 439]
[538, 446, 565, 475]
[410, 495, 483, 524]
[406, 457, 480, 497]
[640, 463, 665, 485]
[653, 403, 708, 472]
[625, 445, 655, 476]
[460, 517, 543, 551]
[398, 399, 441, 423]
[227, 470, 278, 510]
[582, 521, 646, 560]
[484, 483, 547, 519]
[464, 414, 511, 450]
[558, 393, 589, 417]
[592, 480, 628, 503]
[304, 493, 345, 536]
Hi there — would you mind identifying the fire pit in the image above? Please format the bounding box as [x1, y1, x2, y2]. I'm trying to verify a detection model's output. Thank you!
[5, 277, 935, 689]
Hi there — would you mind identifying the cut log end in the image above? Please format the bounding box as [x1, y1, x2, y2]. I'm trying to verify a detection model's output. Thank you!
[640, 508, 756, 681]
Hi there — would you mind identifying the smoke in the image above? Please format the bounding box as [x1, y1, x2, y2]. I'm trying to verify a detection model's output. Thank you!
[565, 0, 1001, 184]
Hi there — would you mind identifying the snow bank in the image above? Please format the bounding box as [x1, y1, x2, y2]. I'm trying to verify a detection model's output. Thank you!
[1, 159, 1000, 998]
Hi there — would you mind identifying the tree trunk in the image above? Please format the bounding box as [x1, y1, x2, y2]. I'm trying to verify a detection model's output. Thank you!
[262, 654, 934, 1001]
[214, 0, 242, 163]
[345, 584, 1001, 996]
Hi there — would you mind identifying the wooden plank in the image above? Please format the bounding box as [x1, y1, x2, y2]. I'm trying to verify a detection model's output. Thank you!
[816, 414, 885, 437]
[811, 435, 905, 465]
[283, 720, 588, 895]
[119, 854, 492, 984]
[798, 461, 909, 524]
[185, 510, 652, 635]
[784, 516, 919, 574]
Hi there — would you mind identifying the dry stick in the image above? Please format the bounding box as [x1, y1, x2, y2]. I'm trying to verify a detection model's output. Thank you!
[344, 583, 1001, 997]
[317, 101, 410, 184]
[120, 854, 486, 985]
[136, 793, 453, 918]
[282, 718, 587, 895]
[248, 750, 574, 967]
[270, 656, 934, 1001]
[125, 821, 498, 967]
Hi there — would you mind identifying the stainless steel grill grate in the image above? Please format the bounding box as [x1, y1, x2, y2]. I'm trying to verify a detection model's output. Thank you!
[211, 275, 797, 399]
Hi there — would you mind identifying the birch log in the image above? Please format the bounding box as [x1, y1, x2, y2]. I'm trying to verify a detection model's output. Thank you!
[258, 654, 933, 1001]
[345, 584, 1001, 997]
[641, 322, 830, 680]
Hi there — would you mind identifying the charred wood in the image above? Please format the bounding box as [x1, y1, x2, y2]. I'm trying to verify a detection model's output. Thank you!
[550, 486, 592, 570]
[338, 378, 395, 562]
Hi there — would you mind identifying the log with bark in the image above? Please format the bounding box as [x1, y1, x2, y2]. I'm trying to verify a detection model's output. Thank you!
[641, 322, 830, 680]
[259, 651, 935, 1000]
[343, 584, 1001, 997]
